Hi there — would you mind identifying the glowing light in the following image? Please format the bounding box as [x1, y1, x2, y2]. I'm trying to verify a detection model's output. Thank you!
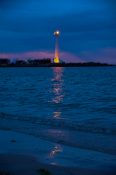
[54, 30, 60, 36]
[53, 57, 60, 63]
[53, 30, 60, 63]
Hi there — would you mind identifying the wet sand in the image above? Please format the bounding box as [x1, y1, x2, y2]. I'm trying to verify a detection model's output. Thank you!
[0, 130, 116, 175]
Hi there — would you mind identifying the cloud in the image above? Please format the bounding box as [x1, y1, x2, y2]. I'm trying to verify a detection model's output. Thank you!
[0, 51, 83, 63]
[81, 48, 116, 64]
[0, 0, 116, 64]
[0, 48, 116, 64]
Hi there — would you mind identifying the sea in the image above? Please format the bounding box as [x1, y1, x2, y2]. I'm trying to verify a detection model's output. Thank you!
[0, 67, 116, 169]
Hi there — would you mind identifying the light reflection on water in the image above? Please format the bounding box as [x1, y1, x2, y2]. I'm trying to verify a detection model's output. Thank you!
[0, 67, 116, 168]
[53, 111, 61, 119]
[52, 67, 64, 115]
[49, 144, 63, 158]
[48, 67, 64, 164]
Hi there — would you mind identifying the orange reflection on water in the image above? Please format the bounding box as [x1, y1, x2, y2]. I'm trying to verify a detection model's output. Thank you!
[52, 67, 63, 82]
[53, 111, 61, 119]
[49, 144, 63, 158]
[52, 67, 64, 105]
[53, 84, 62, 94]
[48, 67, 64, 165]
[51, 67, 64, 119]
[52, 95, 64, 104]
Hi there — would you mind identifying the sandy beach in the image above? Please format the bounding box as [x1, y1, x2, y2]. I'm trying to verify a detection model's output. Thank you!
[0, 130, 116, 175]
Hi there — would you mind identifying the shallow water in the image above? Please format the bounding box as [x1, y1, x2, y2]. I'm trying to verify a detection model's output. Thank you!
[0, 67, 116, 166]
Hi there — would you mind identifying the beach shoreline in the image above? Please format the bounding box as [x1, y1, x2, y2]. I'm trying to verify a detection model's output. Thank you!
[0, 130, 116, 175]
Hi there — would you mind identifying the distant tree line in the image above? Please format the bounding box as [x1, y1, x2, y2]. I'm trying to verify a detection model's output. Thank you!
[27, 59, 51, 65]
[0, 58, 51, 66]
[0, 59, 10, 65]
[0, 58, 114, 67]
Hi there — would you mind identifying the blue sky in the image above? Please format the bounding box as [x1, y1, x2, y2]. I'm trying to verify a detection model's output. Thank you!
[0, 0, 116, 63]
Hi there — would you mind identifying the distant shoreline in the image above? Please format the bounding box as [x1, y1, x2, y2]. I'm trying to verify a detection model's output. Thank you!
[0, 63, 115, 67]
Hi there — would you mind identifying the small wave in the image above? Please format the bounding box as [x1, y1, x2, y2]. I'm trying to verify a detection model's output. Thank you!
[0, 112, 116, 136]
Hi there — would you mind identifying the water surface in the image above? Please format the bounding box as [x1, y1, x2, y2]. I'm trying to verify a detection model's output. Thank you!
[0, 67, 116, 167]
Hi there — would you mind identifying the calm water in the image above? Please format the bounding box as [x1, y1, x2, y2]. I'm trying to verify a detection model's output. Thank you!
[0, 67, 116, 166]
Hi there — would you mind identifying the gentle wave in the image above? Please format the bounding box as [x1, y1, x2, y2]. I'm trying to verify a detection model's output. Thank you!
[0, 112, 116, 135]
[0, 112, 116, 156]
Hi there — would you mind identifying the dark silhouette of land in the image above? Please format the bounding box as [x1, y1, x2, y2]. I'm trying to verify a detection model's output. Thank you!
[0, 58, 115, 67]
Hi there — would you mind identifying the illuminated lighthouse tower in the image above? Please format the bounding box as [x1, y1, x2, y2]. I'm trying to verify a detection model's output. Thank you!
[53, 30, 60, 63]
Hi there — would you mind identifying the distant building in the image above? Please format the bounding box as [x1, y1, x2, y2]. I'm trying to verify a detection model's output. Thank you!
[0, 58, 10, 66]
[16, 60, 27, 65]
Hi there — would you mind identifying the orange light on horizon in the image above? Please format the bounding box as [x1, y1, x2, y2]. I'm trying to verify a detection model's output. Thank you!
[53, 30, 60, 63]
[53, 57, 60, 63]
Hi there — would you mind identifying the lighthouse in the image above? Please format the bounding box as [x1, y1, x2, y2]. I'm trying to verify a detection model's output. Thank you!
[53, 30, 60, 63]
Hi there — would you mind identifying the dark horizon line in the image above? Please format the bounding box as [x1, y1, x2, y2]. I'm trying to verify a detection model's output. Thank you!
[0, 62, 115, 68]
[0, 58, 116, 65]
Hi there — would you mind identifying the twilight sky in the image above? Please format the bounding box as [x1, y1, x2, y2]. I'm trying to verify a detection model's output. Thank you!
[0, 0, 116, 63]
